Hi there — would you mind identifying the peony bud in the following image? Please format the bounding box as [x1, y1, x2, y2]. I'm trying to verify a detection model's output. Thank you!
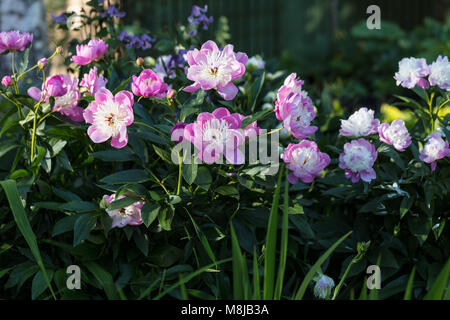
[38, 58, 48, 69]
[166, 88, 176, 99]
[136, 57, 145, 67]
[56, 46, 63, 55]
[1, 75, 12, 87]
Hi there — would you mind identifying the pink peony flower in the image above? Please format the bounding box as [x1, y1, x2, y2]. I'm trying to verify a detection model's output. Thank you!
[184, 107, 246, 164]
[378, 119, 411, 152]
[275, 73, 304, 109]
[282, 140, 330, 184]
[71, 39, 108, 65]
[235, 114, 262, 139]
[340, 107, 380, 137]
[428, 55, 450, 91]
[394, 57, 430, 89]
[339, 138, 378, 183]
[1, 75, 11, 87]
[419, 133, 450, 171]
[103, 194, 144, 228]
[275, 88, 317, 140]
[83, 88, 134, 148]
[132, 69, 167, 98]
[171, 122, 187, 143]
[80, 66, 108, 96]
[0, 30, 33, 54]
[183, 40, 248, 100]
[27, 75, 83, 122]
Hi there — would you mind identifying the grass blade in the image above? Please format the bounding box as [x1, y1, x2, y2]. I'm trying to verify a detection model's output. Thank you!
[424, 258, 450, 300]
[403, 267, 416, 300]
[252, 246, 261, 299]
[274, 170, 289, 300]
[230, 222, 250, 299]
[0, 179, 56, 300]
[294, 230, 353, 300]
[263, 167, 283, 300]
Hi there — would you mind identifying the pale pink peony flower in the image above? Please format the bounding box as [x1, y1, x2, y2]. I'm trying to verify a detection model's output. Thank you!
[275, 89, 317, 140]
[184, 107, 247, 164]
[275, 73, 304, 108]
[132, 69, 167, 98]
[281, 140, 330, 184]
[419, 133, 450, 171]
[83, 88, 134, 149]
[339, 138, 378, 183]
[71, 39, 108, 65]
[340, 107, 380, 137]
[183, 40, 248, 100]
[1, 75, 11, 87]
[428, 55, 450, 91]
[394, 57, 430, 89]
[27, 75, 83, 122]
[378, 119, 411, 151]
[0, 30, 33, 54]
[103, 194, 144, 228]
[80, 66, 108, 96]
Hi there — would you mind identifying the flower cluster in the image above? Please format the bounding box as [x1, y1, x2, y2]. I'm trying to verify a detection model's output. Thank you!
[100, 5, 126, 19]
[187, 5, 214, 36]
[394, 56, 450, 91]
[0, 30, 33, 54]
[118, 30, 155, 50]
[184, 40, 248, 100]
[71, 39, 108, 65]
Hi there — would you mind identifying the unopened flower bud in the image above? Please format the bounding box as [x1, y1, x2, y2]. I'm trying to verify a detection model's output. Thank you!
[136, 57, 145, 67]
[56, 46, 63, 55]
[38, 58, 48, 69]
[166, 88, 176, 99]
[1, 75, 12, 87]
[144, 56, 155, 67]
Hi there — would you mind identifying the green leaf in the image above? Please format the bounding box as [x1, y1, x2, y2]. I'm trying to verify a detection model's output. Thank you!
[215, 186, 239, 199]
[60, 201, 97, 212]
[0, 180, 56, 299]
[403, 267, 416, 300]
[112, 77, 132, 95]
[230, 222, 250, 299]
[91, 149, 137, 162]
[52, 214, 79, 236]
[154, 39, 175, 52]
[241, 108, 272, 128]
[32, 270, 54, 300]
[158, 207, 174, 231]
[141, 202, 160, 227]
[108, 196, 141, 211]
[152, 145, 172, 163]
[182, 157, 198, 185]
[84, 261, 119, 300]
[194, 167, 212, 190]
[73, 213, 97, 246]
[248, 72, 265, 112]
[100, 169, 150, 184]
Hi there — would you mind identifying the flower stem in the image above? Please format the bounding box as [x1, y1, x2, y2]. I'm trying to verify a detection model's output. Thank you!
[176, 152, 182, 195]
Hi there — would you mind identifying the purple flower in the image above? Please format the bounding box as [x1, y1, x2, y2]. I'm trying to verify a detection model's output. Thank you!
[118, 30, 155, 50]
[71, 39, 108, 65]
[282, 140, 330, 184]
[101, 5, 126, 19]
[187, 5, 214, 31]
[132, 69, 168, 99]
[154, 52, 187, 80]
[184, 108, 246, 164]
[394, 57, 430, 89]
[428, 55, 450, 91]
[378, 119, 411, 152]
[51, 13, 66, 25]
[103, 194, 143, 228]
[339, 138, 378, 183]
[80, 66, 108, 96]
[419, 133, 450, 171]
[83, 88, 134, 149]
[184, 40, 248, 100]
[0, 30, 33, 54]
[340, 108, 380, 137]
[2, 76, 12, 87]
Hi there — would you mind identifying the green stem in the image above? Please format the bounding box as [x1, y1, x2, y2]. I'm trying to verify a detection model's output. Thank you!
[332, 257, 357, 300]
[176, 152, 182, 195]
